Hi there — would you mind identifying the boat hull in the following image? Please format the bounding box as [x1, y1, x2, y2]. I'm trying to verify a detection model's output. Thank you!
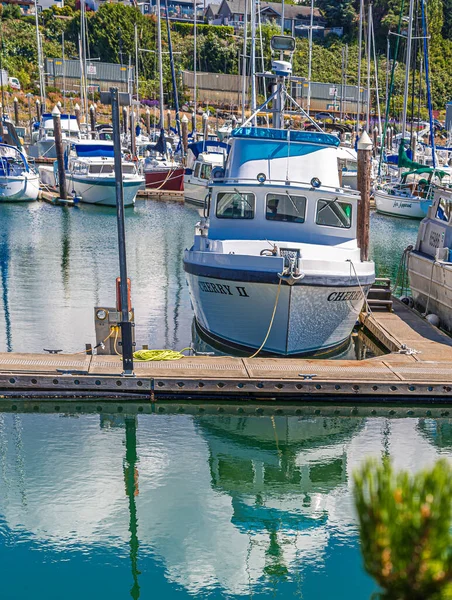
[145, 168, 185, 191]
[408, 250, 452, 333]
[185, 271, 368, 356]
[66, 175, 142, 207]
[0, 173, 40, 202]
[184, 180, 208, 206]
[374, 189, 430, 219]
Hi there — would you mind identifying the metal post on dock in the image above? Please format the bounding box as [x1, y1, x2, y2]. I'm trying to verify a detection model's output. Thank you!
[357, 130, 373, 262]
[74, 103, 81, 128]
[89, 104, 96, 138]
[130, 110, 136, 157]
[13, 97, 19, 126]
[181, 114, 188, 156]
[145, 108, 151, 136]
[122, 106, 128, 135]
[35, 99, 40, 122]
[110, 87, 134, 376]
[52, 105, 67, 201]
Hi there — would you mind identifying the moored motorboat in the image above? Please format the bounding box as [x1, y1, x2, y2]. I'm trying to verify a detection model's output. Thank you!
[28, 113, 81, 160]
[184, 140, 228, 206]
[183, 36, 375, 356]
[0, 144, 40, 202]
[407, 186, 452, 332]
[65, 141, 144, 207]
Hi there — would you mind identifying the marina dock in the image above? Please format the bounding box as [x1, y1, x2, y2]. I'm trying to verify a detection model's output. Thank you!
[0, 297, 450, 402]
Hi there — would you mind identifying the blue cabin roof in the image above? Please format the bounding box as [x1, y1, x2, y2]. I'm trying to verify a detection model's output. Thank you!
[74, 142, 115, 158]
[231, 127, 340, 148]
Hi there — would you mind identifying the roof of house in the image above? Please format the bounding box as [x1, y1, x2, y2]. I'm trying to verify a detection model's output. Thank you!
[206, 3, 220, 15]
[215, 0, 322, 19]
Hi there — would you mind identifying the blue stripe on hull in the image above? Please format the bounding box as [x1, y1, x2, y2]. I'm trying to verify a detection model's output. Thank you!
[183, 260, 375, 287]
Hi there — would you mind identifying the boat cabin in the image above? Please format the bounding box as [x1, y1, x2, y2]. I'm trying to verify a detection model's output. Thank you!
[416, 187, 452, 258]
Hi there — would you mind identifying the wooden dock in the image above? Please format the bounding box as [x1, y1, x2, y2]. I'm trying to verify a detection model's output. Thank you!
[0, 297, 450, 402]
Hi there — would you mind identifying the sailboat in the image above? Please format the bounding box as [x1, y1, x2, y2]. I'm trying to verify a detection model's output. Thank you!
[142, 0, 184, 192]
[183, 35, 375, 356]
[375, 0, 444, 219]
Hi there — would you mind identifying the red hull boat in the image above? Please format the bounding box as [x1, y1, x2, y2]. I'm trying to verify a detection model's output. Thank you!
[145, 167, 185, 192]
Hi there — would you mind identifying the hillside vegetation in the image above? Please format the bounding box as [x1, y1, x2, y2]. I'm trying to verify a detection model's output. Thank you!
[0, 0, 450, 114]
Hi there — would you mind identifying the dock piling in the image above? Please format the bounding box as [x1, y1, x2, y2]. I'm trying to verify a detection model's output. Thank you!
[13, 97, 19, 126]
[181, 114, 188, 155]
[52, 105, 67, 201]
[89, 104, 96, 138]
[35, 99, 40, 122]
[145, 108, 151, 135]
[74, 103, 81, 128]
[357, 130, 372, 262]
[130, 110, 136, 157]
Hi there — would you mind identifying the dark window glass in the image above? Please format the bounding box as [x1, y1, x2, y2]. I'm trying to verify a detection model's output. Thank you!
[266, 193, 306, 223]
[316, 199, 352, 228]
[216, 191, 255, 219]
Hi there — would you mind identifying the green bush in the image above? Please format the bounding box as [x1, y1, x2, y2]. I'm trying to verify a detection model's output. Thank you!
[353, 458, 452, 600]
[172, 22, 234, 39]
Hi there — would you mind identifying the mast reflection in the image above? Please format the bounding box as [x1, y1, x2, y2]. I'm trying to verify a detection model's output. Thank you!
[124, 416, 140, 600]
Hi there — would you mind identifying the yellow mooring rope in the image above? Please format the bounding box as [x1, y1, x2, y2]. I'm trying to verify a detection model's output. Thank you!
[133, 348, 191, 361]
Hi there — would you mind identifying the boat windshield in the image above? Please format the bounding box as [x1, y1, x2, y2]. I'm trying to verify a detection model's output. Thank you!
[216, 191, 255, 219]
[316, 199, 352, 228]
[266, 193, 306, 223]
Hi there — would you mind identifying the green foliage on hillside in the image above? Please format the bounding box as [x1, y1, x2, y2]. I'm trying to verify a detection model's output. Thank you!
[0, 0, 451, 110]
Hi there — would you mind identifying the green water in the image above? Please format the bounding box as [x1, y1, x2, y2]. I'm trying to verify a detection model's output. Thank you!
[0, 408, 451, 599]
[0, 201, 418, 354]
[0, 202, 430, 599]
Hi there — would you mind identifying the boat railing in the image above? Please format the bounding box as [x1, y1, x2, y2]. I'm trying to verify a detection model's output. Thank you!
[209, 176, 361, 198]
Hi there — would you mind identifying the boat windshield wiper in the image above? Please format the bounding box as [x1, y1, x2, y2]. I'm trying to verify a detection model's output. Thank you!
[234, 188, 253, 209]
[285, 191, 301, 215]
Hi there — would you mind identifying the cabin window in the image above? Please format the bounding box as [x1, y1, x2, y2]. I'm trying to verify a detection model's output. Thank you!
[435, 196, 452, 223]
[194, 162, 201, 178]
[200, 164, 212, 180]
[266, 193, 306, 223]
[316, 199, 352, 229]
[89, 164, 114, 174]
[216, 191, 255, 219]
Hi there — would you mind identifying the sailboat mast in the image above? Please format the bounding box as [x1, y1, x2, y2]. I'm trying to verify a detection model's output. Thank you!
[156, 0, 164, 129]
[241, 0, 248, 122]
[250, 0, 256, 114]
[135, 23, 139, 106]
[193, 0, 197, 128]
[401, 0, 414, 142]
[356, 0, 364, 134]
[366, 3, 372, 131]
[34, 0, 45, 110]
[306, 0, 314, 116]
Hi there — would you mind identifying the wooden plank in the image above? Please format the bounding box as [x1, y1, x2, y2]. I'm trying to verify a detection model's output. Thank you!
[0, 353, 92, 373]
[90, 355, 249, 378]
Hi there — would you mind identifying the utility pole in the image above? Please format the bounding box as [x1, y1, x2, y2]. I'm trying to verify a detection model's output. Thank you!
[111, 87, 134, 376]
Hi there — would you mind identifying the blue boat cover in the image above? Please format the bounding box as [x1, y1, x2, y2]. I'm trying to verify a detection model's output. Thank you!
[188, 140, 229, 159]
[74, 143, 115, 157]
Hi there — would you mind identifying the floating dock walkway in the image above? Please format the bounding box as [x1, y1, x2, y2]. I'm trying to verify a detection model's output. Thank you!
[0, 298, 450, 402]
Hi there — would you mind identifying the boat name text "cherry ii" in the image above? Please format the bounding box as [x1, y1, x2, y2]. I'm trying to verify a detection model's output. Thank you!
[199, 281, 249, 297]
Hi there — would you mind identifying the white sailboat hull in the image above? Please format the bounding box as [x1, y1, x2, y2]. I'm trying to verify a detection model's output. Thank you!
[374, 189, 430, 219]
[0, 172, 40, 202]
[408, 251, 452, 333]
[184, 180, 208, 206]
[185, 271, 368, 356]
[66, 174, 143, 207]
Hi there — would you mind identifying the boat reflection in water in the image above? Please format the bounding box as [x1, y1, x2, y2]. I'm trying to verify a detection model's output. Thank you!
[0, 410, 449, 599]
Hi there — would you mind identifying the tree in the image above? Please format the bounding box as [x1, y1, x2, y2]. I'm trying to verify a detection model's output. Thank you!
[354, 458, 452, 600]
[316, 0, 357, 35]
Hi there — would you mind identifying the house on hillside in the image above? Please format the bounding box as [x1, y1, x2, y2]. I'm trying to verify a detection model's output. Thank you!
[138, 0, 204, 20]
[213, 0, 335, 36]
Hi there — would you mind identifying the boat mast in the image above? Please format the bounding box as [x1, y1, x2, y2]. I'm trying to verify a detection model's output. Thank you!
[366, 3, 372, 131]
[306, 0, 314, 116]
[135, 23, 139, 107]
[34, 0, 46, 110]
[193, 0, 197, 130]
[250, 0, 257, 116]
[241, 0, 248, 122]
[355, 0, 364, 134]
[156, 0, 164, 130]
[401, 0, 414, 142]
[420, 0, 436, 167]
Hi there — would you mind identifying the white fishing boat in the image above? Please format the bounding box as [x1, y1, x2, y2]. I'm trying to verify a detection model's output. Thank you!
[65, 141, 144, 207]
[28, 113, 81, 160]
[0, 144, 40, 202]
[374, 167, 449, 219]
[184, 140, 228, 206]
[407, 186, 452, 332]
[183, 36, 375, 356]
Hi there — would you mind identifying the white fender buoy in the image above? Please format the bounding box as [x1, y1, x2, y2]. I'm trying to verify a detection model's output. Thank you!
[425, 313, 440, 327]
